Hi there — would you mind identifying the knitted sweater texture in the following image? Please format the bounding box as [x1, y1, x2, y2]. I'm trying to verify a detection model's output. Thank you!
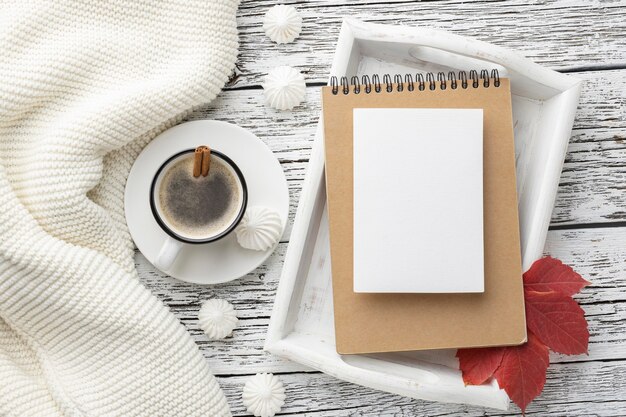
[0, 1, 239, 415]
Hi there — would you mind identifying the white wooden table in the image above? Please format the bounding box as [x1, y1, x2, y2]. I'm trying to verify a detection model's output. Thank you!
[137, 1, 626, 415]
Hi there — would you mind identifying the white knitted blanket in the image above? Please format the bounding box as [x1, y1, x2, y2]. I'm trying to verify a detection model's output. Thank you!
[0, 1, 239, 415]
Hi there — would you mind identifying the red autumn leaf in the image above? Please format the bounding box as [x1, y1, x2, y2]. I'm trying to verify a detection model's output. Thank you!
[525, 290, 589, 355]
[457, 346, 505, 385]
[523, 256, 590, 296]
[457, 257, 590, 412]
[494, 331, 549, 413]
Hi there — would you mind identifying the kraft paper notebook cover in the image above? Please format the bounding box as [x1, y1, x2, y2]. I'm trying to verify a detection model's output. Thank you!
[322, 71, 526, 354]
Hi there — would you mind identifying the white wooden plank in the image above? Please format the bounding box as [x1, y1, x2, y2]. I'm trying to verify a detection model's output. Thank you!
[232, 0, 626, 88]
[138, 226, 626, 375]
[132, 3, 626, 414]
[138, 227, 626, 315]
[186, 69, 626, 227]
[275, 402, 626, 417]
[215, 360, 626, 416]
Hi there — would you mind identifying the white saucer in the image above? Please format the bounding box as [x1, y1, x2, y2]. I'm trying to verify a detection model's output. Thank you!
[125, 120, 289, 285]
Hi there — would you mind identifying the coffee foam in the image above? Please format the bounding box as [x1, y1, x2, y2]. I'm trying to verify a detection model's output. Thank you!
[157, 154, 242, 239]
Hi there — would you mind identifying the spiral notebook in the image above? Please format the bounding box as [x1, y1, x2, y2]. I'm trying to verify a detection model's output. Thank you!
[322, 70, 526, 354]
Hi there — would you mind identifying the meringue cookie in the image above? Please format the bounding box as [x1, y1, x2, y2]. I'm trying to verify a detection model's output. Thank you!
[235, 206, 282, 251]
[263, 5, 302, 44]
[198, 299, 238, 340]
[242, 373, 286, 417]
[263, 66, 306, 110]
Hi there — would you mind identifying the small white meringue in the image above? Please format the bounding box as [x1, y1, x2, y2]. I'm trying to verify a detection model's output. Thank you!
[198, 299, 238, 340]
[263, 5, 302, 44]
[235, 206, 283, 251]
[242, 373, 286, 417]
[263, 66, 306, 110]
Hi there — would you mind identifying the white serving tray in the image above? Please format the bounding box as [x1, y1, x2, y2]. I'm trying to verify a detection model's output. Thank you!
[266, 19, 582, 410]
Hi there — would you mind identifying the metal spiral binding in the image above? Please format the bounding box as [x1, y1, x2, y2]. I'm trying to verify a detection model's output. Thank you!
[330, 69, 500, 95]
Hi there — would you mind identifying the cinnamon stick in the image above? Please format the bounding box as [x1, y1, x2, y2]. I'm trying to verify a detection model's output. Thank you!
[201, 146, 211, 177]
[193, 146, 204, 177]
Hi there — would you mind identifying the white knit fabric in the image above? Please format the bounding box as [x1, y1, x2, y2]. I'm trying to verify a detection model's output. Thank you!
[0, 1, 239, 416]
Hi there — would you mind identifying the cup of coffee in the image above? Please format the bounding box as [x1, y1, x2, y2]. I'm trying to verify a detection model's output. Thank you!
[150, 148, 248, 271]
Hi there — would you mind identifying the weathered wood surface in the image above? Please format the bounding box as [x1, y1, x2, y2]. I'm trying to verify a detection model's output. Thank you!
[233, 0, 626, 87]
[136, 0, 626, 415]
[213, 359, 626, 416]
[188, 69, 626, 228]
[139, 227, 626, 375]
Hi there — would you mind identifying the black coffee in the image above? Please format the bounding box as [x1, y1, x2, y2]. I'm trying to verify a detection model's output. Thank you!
[158, 154, 242, 239]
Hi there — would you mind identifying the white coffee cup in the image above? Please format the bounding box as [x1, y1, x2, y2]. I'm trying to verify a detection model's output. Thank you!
[149, 148, 247, 272]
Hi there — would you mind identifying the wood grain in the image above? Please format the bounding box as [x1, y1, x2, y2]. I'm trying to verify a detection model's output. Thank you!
[214, 359, 626, 416]
[232, 0, 626, 88]
[187, 70, 626, 228]
[135, 1, 626, 415]
[139, 227, 626, 376]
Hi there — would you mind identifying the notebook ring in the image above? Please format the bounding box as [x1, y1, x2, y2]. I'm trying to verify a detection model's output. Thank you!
[426, 73, 436, 90]
[491, 69, 501, 87]
[329, 69, 500, 95]
[405, 74, 414, 91]
[341, 77, 350, 95]
[372, 74, 382, 93]
[437, 72, 447, 90]
[383, 74, 393, 92]
[330, 76, 339, 95]
[394, 74, 404, 92]
[417, 73, 425, 91]
[362, 75, 372, 93]
[480, 69, 490, 88]
[351, 76, 361, 94]
[448, 71, 458, 89]
[469, 70, 479, 88]
[459, 71, 468, 89]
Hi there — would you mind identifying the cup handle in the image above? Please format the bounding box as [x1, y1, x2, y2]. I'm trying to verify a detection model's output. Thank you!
[154, 236, 184, 272]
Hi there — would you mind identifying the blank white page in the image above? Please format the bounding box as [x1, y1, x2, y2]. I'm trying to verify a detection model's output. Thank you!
[353, 108, 484, 293]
